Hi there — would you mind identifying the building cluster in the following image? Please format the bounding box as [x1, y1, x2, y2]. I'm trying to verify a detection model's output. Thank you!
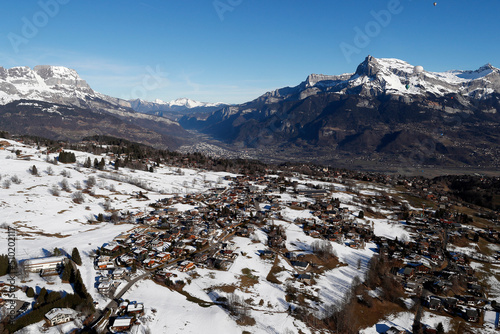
[378, 215, 500, 326]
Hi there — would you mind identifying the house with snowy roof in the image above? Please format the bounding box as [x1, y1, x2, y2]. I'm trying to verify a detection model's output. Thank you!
[44, 308, 76, 326]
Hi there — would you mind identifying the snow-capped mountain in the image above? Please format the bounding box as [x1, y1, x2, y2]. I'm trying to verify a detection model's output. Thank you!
[167, 97, 225, 108]
[259, 55, 500, 103]
[129, 97, 226, 115]
[0, 65, 93, 105]
[0, 65, 227, 116]
[349, 56, 500, 99]
[180, 55, 500, 169]
[0, 65, 132, 112]
[0, 65, 191, 149]
[128, 97, 227, 120]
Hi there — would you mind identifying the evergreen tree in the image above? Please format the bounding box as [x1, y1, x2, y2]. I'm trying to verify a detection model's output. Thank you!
[98, 158, 105, 170]
[0, 254, 9, 276]
[58, 151, 76, 163]
[93, 158, 99, 169]
[71, 247, 82, 266]
[53, 247, 61, 256]
[436, 322, 444, 334]
[84, 157, 91, 168]
[30, 165, 38, 176]
[8, 256, 18, 274]
[69, 266, 76, 284]
[46, 291, 61, 303]
[61, 264, 72, 282]
[26, 287, 34, 298]
[38, 287, 48, 304]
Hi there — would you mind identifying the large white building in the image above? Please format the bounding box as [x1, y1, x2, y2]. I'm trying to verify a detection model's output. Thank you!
[24, 256, 66, 273]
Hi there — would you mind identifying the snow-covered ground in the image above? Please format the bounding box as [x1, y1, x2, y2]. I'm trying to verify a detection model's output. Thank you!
[2, 138, 498, 333]
[0, 138, 417, 333]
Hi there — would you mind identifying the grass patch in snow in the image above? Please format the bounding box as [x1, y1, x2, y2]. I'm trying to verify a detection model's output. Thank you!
[266, 257, 284, 284]
[176, 289, 214, 308]
[240, 268, 259, 290]
[213, 285, 237, 294]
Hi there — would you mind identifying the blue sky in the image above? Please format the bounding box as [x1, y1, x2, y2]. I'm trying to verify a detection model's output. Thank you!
[1, 0, 499, 104]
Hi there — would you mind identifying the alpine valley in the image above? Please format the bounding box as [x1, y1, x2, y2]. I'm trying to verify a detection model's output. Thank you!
[1, 55, 499, 173]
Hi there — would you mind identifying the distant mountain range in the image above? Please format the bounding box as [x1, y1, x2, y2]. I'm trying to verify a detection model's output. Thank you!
[0, 56, 499, 171]
[128, 98, 227, 120]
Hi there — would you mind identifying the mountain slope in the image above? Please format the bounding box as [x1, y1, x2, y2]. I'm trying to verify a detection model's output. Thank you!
[0, 100, 186, 148]
[0, 65, 191, 148]
[180, 56, 500, 169]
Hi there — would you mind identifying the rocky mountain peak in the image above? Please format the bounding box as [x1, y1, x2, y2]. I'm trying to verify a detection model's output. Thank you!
[33, 65, 92, 90]
[354, 55, 381, 77]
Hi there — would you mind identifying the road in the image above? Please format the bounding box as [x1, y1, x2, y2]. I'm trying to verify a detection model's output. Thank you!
[87, 271, 150, 331]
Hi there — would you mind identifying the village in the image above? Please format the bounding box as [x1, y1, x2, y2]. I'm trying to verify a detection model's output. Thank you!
[80, 171, 499, 332]
[0, 137, 498, 333]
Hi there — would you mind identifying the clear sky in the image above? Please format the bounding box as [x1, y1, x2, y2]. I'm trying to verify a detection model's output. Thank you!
[1, 0, 499, 104]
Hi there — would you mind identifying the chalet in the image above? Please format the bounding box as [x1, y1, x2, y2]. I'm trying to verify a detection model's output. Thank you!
[112, 268, 127, 280]
[428, 297, 442, 311]
[291, 261, 310, 271]
[45, 308, 76, 326]
[117, 254, 135, 266]
[126, 302, 144, 315]
[24, 256, 66, 273]
[110, 317, 133, 332]
[180, 261, 195, 272]
[397, 267, 415, 279]
[98, 281, 112, 294]
[156, 252, 171, 263]
[144, 216, 159, 225]
[96, 256, 115, 270]
[415, 263, 432, 274]
[465, 308, 479, 322]
[101, 242, 121, 255]
[404, 281, 421, 294]
[385, 327, 405, 334]
[295, 273, 312, 284]
[119, 301, 129, 309]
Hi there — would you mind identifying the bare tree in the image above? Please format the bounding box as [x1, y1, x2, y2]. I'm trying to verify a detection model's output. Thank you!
[10, 175, 21, 184]
[103, 198, 112, 211]
[110, 211, 120, 224]
[72, 191, 85, 204]
[311, 240, 336, 259]
[86, 176, 96, 188]
[49, 184, 60, 196]
[61, 179, 71, 192]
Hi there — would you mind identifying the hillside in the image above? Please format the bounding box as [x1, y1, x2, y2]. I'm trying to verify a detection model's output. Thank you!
[0, 138, 498, 333]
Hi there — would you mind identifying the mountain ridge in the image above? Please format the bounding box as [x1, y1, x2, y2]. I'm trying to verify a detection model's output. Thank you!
[179, 56, 500, 169]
